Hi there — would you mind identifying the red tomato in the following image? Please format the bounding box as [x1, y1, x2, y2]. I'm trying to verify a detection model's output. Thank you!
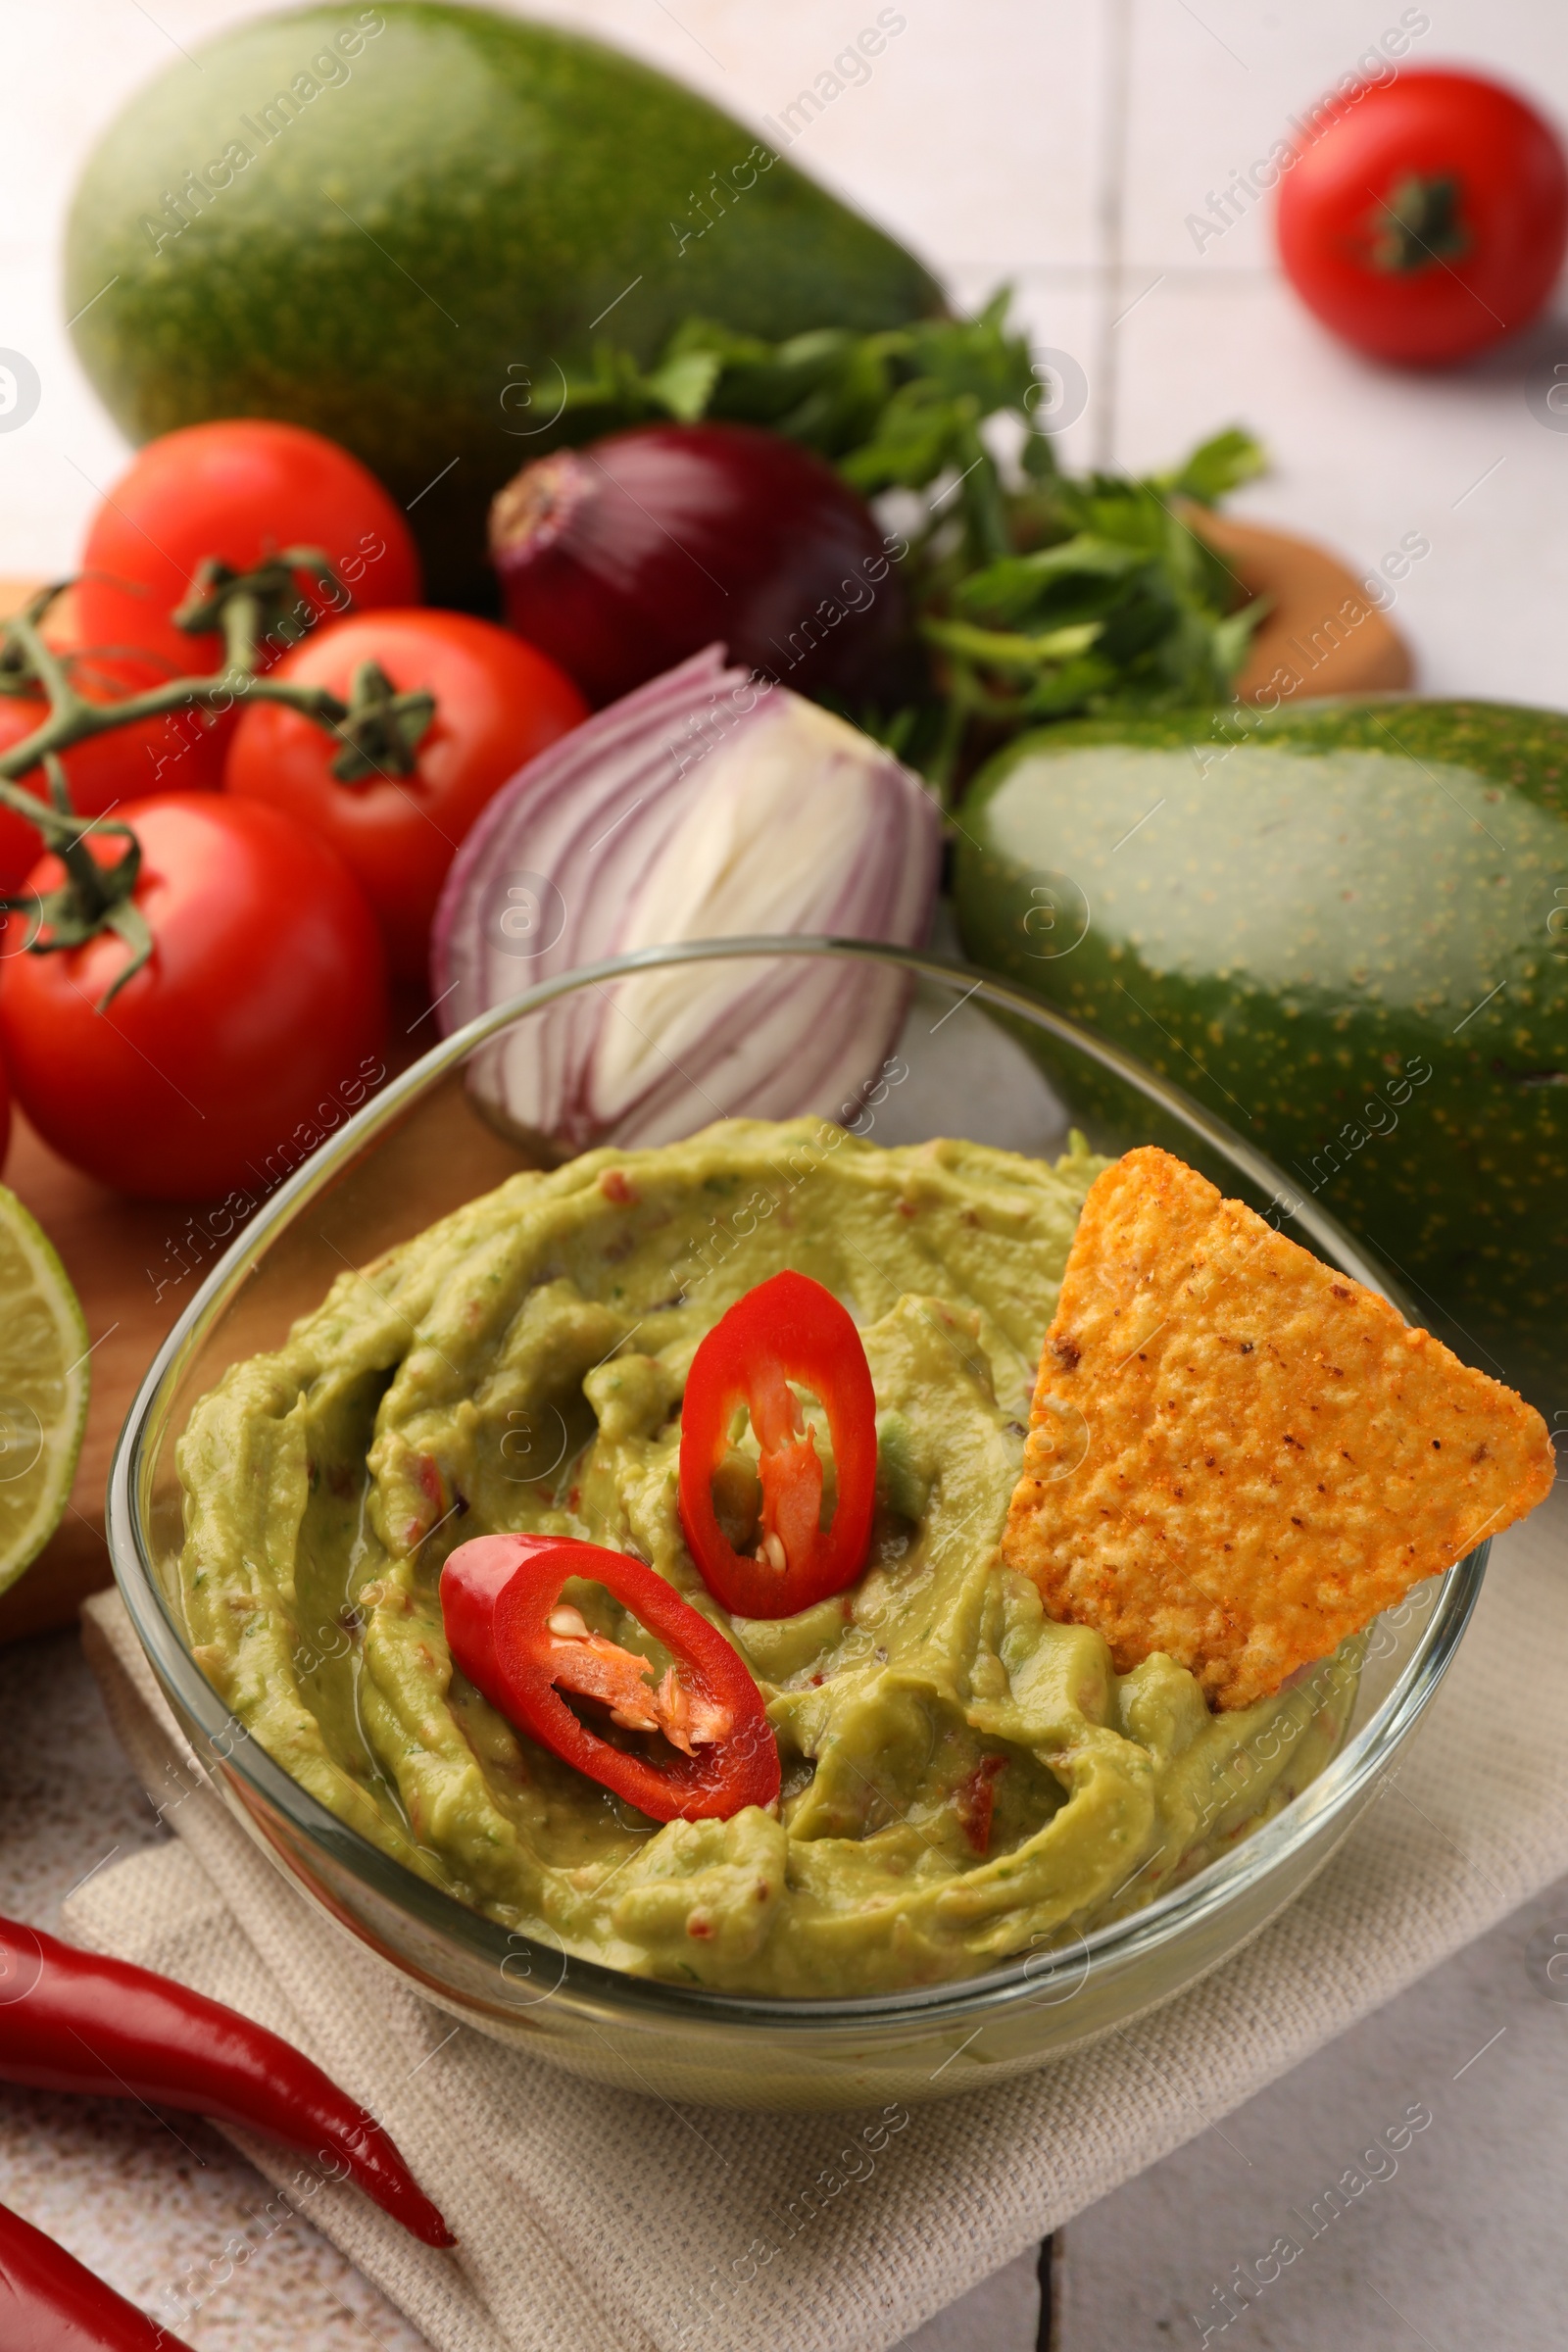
[0, 796, 387, 1201]
[0, 1051, 11, 1178]
[1277, 70, 1568, 365]
[74, 420, 420, 678]
[222, 610, 587, 984]
[0, 632, 225, 894]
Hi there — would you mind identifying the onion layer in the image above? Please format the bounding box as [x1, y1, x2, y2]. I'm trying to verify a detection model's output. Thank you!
[431, 645, 941, 1152]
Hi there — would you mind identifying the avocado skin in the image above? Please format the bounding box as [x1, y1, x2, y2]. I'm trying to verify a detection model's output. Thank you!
[954, 701, 1568, 1408]
[65, 3, 940, 603]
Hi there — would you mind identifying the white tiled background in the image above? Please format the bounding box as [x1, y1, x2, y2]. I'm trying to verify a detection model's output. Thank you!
[3, 4, 1568, 2348]
[7, 0, 1568, 706]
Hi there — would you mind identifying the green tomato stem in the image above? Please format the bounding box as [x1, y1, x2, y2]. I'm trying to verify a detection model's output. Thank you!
[0, 552, 438, 1004]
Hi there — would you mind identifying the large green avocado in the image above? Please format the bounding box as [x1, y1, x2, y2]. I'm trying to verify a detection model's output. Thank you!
[954, 701, 1568, 1408]
[65, 3, 939, 602]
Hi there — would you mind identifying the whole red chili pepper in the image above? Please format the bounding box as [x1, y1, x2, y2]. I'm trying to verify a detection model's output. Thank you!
[0, 1917, 453, 2249]
[0, 2192, 195, 2350]
[678, 1269, 878, 1617]
[441, 1531, 780, 1822]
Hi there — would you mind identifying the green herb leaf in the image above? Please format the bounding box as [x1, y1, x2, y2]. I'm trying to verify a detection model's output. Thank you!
[543, 291, 1266, 797]
[1159, 427, 1268, 506]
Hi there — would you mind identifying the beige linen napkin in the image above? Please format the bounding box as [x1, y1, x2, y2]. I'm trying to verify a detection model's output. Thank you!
[69, 1485, 1566, 2352]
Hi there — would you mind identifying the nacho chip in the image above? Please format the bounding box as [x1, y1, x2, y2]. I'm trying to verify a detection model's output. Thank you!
[1003, 1147, 1554, 1710]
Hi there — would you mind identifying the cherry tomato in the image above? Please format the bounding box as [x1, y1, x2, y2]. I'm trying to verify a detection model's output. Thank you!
[222, 610, 587, 984]
[0, 795, 387, 1201]
[1277, 70, 1568, 365]
[74, 420, 421, 678]
[0, 630, 225, 894]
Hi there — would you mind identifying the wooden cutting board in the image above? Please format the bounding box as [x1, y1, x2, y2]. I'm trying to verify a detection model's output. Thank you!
[1192, 509, 1411, 701]
[0, 526, 1409, 1645]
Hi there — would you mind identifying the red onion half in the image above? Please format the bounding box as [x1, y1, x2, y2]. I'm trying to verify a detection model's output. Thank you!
[431, 645, 941, 1153]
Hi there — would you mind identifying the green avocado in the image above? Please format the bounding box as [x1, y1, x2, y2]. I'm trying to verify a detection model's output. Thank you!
[64, 3, 939, 601]
[953, 701, 1568, 1410]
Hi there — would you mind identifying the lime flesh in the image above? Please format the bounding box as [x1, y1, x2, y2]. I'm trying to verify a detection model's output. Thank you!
[0, 1186, 89, 1594]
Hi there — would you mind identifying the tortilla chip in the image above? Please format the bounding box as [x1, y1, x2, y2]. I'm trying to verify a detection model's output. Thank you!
[1002, 1147, 1555, 1711]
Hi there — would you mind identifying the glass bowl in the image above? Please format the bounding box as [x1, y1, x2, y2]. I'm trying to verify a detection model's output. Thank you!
[107, 941, 1488, 2113]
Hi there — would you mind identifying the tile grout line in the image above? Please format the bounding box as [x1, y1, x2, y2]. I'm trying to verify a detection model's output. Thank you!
[1092, 0, 1136, 468]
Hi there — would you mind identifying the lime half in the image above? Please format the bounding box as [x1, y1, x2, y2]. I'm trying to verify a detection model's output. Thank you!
[0, 1187, 89, 1594]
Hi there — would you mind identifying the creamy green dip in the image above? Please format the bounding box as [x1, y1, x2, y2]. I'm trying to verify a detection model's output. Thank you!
[176, 1119, 1356, 1998]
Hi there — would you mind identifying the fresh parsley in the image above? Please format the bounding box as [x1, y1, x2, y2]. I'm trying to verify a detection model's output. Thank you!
[548, 293, 1267, 794]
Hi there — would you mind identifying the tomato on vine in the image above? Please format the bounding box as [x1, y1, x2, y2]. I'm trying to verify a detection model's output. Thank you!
[0, 630, 224, 893]
[74, 419, 420, 678]
[0, 796, 387, 1201]
[223, 610, 587, 982]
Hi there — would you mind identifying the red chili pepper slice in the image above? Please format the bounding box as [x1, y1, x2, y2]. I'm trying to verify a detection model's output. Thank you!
[440, 1533, 780, 1823]
[0, 1915, 454, 2249]
[677, 1269, 877, 1618]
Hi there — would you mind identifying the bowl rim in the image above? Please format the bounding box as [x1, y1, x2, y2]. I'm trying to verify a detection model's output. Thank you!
[107, 935, 1490, 2034]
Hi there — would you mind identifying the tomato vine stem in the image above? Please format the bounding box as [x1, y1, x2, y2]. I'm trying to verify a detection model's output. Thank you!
[0, 553, 437, 1005]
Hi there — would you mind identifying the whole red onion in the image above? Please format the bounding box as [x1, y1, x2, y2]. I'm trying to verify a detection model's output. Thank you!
[488, 422, 908, 708]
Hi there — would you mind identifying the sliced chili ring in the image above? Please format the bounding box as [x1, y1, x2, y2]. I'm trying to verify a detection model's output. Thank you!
[677, 1269, 878, 1619]
[440, 1532, 779, 1822]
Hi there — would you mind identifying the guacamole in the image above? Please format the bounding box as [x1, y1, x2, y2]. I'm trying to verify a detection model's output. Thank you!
[175, 1119, 1357, 1998]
